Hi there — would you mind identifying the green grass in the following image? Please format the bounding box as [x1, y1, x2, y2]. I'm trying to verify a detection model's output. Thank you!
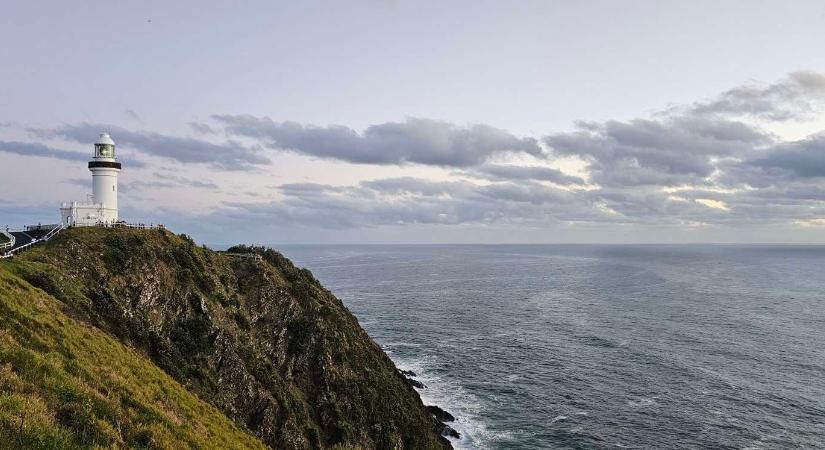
[0, 267, 267, 450]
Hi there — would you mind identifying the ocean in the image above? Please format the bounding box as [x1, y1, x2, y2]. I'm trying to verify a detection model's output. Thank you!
[279, 244, 825, 449]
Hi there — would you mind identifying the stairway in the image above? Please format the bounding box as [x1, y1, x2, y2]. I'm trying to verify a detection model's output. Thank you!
[1, 224, 65, 259]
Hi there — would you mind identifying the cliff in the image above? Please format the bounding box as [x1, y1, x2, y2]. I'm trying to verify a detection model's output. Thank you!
[0, 227, 451, 449]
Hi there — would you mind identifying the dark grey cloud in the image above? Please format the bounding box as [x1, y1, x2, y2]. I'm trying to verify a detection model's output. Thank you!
[124, 109, 143, 123]
[244, 177, 605, 229]
[0, 140, 89, 162]
[222, 175, 763, 231]
[749, 135, 825, 178]
[0, 139, 147, 168]
[31, 123, 268, 170]
[213, 115, 544, 167]
[545, 116, 771, 187]
[188, 122, 217, 135]
[467, 164, 585, 185]
[62, 173, 216, 194]
[689, 71, 825, 121]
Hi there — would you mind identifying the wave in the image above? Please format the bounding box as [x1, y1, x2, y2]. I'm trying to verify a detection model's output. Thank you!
[393, 355, 489, 449]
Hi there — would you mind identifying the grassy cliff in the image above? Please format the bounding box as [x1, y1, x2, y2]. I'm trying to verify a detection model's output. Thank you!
[0, 268, 266, 449]
[0, 227, 449, 449]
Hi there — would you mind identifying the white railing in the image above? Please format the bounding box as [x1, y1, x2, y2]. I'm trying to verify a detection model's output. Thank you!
[0, 231, 14, 252]
[92, 222, 165, 230]
[41, 224, 65, 241]
[0, 224, 65, 259]
[1, 221, 163, 260]
[220, 252, 263, 261]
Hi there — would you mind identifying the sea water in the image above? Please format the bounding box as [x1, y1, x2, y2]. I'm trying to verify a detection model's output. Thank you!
[280, 245, 825, 449]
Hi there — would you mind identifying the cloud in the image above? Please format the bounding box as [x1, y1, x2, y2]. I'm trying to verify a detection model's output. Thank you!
[124, 109, 143, 123]
[61, 178, 89, 186]
[0, 140, 89, 162]
[0, 201, 60, 228]
[119, 180, 177, 193]
[748, 135, 825, 178]
[467, 164, 585, 185]
[544, 116, 770, 187]
[213, 115, 544, 167]
[689, 71, 825, 121]
[151, 172, 219, 189]
[188, 122, 216, 135]
[229, 177, 600, 230]
[31, 123, 268, 170]
[8, 70, 825, 240]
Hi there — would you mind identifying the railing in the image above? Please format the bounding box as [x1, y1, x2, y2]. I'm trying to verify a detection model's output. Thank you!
[0, 224, 65, 259]
[26, 223, 60, 232]
[220, 252, 263, 261]
[92, 222, 165, 230]
[0, 231, 14, 253]
[41, 224, 65, 241]
[4, 238, 37, 257]
[1, 222, 164, 259]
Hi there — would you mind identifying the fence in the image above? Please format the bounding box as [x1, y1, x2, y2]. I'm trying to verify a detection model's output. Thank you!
[0, 231, 14, 253]
[1, 224, 65, 259]
[220, 252, 263, 261]
[88, 222, 166, 230]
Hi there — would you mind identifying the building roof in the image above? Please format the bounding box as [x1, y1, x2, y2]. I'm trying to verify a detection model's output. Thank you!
[96, 132, 115, 146]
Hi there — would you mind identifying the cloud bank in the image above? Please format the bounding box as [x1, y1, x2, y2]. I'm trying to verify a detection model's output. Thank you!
[31, 123, 268, 170]
[4, 71, 825, 240]
[212, 116, 544, 167]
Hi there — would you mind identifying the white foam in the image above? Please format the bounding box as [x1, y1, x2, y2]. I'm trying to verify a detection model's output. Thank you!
[394, 356, 489, 449]
[627, 397, 658, 408]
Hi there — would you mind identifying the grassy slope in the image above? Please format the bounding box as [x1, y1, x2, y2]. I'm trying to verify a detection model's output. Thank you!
[4, 227, 448, 449]
[0, 267, 266, 449]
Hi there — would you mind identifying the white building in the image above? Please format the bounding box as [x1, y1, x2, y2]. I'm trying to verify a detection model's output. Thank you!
[59, 133, 121, 226]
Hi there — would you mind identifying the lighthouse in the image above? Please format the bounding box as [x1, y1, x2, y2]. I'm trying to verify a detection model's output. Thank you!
[59, 133, 122, 226]
[90, 133, 121, 221]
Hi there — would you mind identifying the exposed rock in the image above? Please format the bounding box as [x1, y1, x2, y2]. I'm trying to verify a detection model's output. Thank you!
[426, 405, 456, 422]
[398, 369, 427, 389]
[407, 377, 427, 389]
[438, 424, 461, 439]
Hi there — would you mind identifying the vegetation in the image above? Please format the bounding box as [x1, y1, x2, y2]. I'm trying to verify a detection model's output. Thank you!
[0, 268, 266, 449]
[0, 227, 449, 449]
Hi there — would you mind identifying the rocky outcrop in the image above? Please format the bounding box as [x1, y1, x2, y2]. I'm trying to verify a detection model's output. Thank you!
[426, 406, 456, 423]
[10, 227, 450, 449]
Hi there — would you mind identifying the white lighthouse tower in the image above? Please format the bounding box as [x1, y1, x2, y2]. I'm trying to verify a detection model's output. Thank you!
[59, 133, 121, 226]
[90, 133, 120, 220]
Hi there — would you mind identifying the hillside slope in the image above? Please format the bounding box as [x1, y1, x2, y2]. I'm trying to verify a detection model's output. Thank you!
[2, 227, 449, 449]
[0, 268, 267, 449]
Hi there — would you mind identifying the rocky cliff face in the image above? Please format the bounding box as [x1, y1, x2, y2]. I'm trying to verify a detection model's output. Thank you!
[8, 227, 450, 449]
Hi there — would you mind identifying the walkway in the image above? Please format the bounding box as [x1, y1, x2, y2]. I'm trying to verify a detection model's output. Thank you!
[1, 225, 64, 259]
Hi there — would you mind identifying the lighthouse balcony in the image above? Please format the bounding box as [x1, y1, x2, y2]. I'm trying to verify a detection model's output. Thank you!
[60, 201, 103, 209]
[88, 161, 122, 170]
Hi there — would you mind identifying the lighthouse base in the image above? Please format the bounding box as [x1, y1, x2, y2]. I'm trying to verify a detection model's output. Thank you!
[59, 202, 118, 227]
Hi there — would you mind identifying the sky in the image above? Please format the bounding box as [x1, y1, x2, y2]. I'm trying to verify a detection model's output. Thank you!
[3, 0, 825, 244]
